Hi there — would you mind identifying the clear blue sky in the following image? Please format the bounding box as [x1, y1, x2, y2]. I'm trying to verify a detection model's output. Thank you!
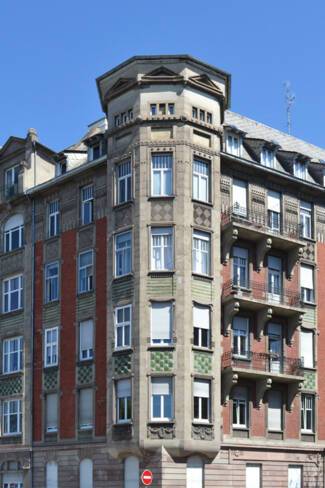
[1, 0, 324, 151]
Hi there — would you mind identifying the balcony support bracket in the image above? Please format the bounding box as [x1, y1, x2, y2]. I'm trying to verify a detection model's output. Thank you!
[255, 377, 272, 409]
[287, 246, 304, 280]
[256, 307, 273, 340]
[222, 227, 238, 265]
[287, 382, 303, 412]
[223, 301, 240, 336]
[222, 371, 238, 406]
[256, 237, 272, 272]
[287, 313, 303, 346]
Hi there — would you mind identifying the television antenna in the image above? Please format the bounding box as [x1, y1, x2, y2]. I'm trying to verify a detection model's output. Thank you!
[284, 81, 295, 135]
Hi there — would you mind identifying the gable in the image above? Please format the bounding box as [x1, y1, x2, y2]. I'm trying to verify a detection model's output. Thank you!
[188, 74, 223, 96]
[104, 77, 137, 102]
[0, 137, 25, 160]
[142, 66, 183, 80]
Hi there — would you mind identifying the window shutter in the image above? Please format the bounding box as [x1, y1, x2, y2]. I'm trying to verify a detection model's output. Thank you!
[151, 378, 172, 395]
[300, 265, 314, 289]
[80, 389, 93, 427]
[233, 316, 249, 333]
[246, 465, 261, 488]
[46, 393, 58, 430]
[232, 179, 247, 210]
[80, 459, 93, 488]
[80, 320, 93, 350]
[187, 456, 203, 488]
[193, 305, 210, 330]
[232, 386, 247, 401]
[124, 456, 140, 488]
[268, 255, 282, 270]
[267, 191, 281, 212]
[193, 380, 210, 398]
[46, 461, 58, 488]
[233, 247, 248, 259]
[301, 330, 314, 368]
[268, 322, 282, 337]
[117, 379, 131, 398]
[151, 302, 172, 340]
[268, 390, 282, 431]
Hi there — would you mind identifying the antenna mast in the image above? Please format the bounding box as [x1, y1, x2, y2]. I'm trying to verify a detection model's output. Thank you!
[284, 81, 295, 135]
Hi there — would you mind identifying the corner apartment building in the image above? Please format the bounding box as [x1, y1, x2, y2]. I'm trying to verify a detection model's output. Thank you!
[0, 54, 324, 487]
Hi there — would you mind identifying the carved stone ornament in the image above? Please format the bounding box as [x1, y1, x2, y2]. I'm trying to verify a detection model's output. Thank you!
[147, 423, 175, 440]
[192, 423, 214, 440]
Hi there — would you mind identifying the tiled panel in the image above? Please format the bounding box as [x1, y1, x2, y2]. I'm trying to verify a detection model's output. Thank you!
[303, 370, 316, 390]
[193, 351, 212, 374]
[112, 276, 134, 304]
[191, 276, 213, 303]
[147, 275, 175, 297]
[77, 364, 94, 385]
[43, 369, 58, 390]
[114, 354, 132, 375]
[150, 351, 173, 372]
[0, 375, 23, 396]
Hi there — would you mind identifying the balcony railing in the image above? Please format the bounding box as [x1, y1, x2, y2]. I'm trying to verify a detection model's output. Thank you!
[223, 279, 302, 308]
[222, 350, 303, 377]
[221, 206, 302, 240]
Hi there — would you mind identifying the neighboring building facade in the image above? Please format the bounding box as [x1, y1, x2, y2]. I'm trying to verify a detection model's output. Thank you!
[0, 55, 324, 487]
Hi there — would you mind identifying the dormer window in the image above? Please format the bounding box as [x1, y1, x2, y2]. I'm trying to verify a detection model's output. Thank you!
[293, 160, 307, 180]
[55, 161, 67, 177]
[5, 165, 19, 198]
[226, 133, 241, 157]
[92, 144, 100, 160]
[261, 147, 275, 168]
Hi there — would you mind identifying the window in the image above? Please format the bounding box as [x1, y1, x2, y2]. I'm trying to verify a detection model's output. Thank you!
[150, 104, 157, 116]
[3, 473, 23, 488]
[300, 264, 314, 303]
[192, 107, 198, 118]
[48, 200, 60, 237]
[159, 103, 166, 115]
[5, 165, 19, 197]
[55, 160, 67, 176]
[233, 317, 249, 358]
[92, 144, 100, 160]
[226, 133, 241, 156]
[81, 185, 94, 225]
[199, 109, 205, 122]
[193, 305, 210, 348]
[151, 377, 173, 420]
[80, 459, 93, 488]
[2, 399, 22, 435]
[128, 109, 133, 121]
[151, 227, 173, 271]
[301, 394, 314, 433]
[115, 114, 121, 127]
[117, 160, 132, 204]
[46, 393, 58, 432]
[3, 337, 23, 374]
[79, 320, 94, 360]
[115, 231, 132, 277]
[300, 201, 312, 239]
[232, 179, 247, 216]
[267, 191, 281, 231]
[268, 256, 282, 300]
[193, 379, 210, 422]
[233, 247, 248, 288]
[116, 379, 132, 423]
[186, 456, 203, 488]
[4, 215, 24, 252]
[45, 262, 59, 303]
[192, 231, 211, 275]
[233, 387, 248, 428]
[268, 323, 283, 374]
[46, 461, 58, 488]
[44, 327, 58, 367]
[168, 103, 175, 115]
[207, 112, 212, 124]
[268, 390, 282, 431]
[79, 388, 93, 430]
[261, 147, 275, 168]
[115, 305, 131, 349]
[151, 301, 172, 345]
[124, 456, 139, 488]
[293, 160, 307, 180]
[246, 464, 261, 488]
[3, 275, 23, 313]
[192, 159, 210, 202]
[151, 153, 173, 196]
[78, 250, 93, 293]
[288, 466, 302, 488]
[300, 329, 314, 369]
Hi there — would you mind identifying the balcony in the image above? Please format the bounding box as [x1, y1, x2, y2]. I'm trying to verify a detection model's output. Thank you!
[221, 206, 305, 273]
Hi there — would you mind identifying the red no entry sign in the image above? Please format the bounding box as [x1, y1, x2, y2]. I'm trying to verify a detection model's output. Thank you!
[141, 470, 153, 485]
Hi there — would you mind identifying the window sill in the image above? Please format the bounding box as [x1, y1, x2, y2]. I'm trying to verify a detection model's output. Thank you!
[0, 371, 23, 379]
[45, 234, 60, 243]
[79, 221, 95, 230]
[113, 347, 133, 356]
[43, 365, 59, 371]
[192, 420, 213, 426]
[0, 247, 24, 258]
[113, 200, 134, 210]
[148, 420, 174, 425]
[113, 273, 134, 282]
[148, 344, 175, 351]
[79, 426, 93, 431]
[192, 198, 213, 208]
[301, 366, 317, 372]
[192, 345, 213, 353]
[77, 290, 94, 299]
[77, 359, 94, 366]
[148, 195, 176, 201]
[114, 420, 133, 426]
[232, 426, 249, 431]
[43, 300, 60, 308]
[1, 308, 24, 318]
[301, 300, 316, 307]
[192, 273, 214, 281]
[148, 270, 175, 277]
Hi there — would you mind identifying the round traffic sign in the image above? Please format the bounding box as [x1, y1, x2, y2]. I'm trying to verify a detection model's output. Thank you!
[141, 469, 153, 486]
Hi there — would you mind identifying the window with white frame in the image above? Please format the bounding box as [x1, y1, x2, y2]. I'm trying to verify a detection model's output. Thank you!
[116, 379, 132, 423]
[78, 250, 93, 293]
[151, 377, 173, 420]
[3, 275, 23, 313]
[151, 301, 172, 345]
[186, 456, 203, 488]
[151, 153, 173, 196]
[232, 386, 248, 428]
[246, 464, 261, 488]
[232, 316, 249, 358]
[268, 390, 282, 431]
[2, 398, 22, 435]
[192, 230, 210, 275]
[46, 461, 58, 488]
[80, 459, 93, 488]
[79, 320, 94, 360]
[46, 393, 58, 432]
[79, 388, 93, 430]
[267, 190, 281, 231]
[288, 465, 302, 488]
[117, 160, 132, 204]
[81, 185, 94, 225]
[48, 200, 60, 237]
[261, 147, 275, 168]
[115, 305, 131, 349]
[151, 227, 173, 271]
[193, 304, 210, 348]
[3, 337, 23, 374]
[300, 329, 314, 369]
[124, 456, 140, 488]
[300, 201, 312, 239]
[3, 473, 23, 488]
[4, 215, 24, 252]
[301, 394, 314, 433]
[192, 159, 210, 202]
[44, 327, 58, 367]
[232, 178, 247, 216]
[5, 165, 19, 197]
[226, 133, 241, 157]
[233, 247, 249, 288]
[300, 264, 314, 303]
[115, 231, 132, 277]
[45, 262, 59, 303]
[193, 379, 210, 422]
[293, 160, 307, 180]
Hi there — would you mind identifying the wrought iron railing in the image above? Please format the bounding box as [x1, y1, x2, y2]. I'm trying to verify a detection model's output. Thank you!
[222, 350, 303, 376]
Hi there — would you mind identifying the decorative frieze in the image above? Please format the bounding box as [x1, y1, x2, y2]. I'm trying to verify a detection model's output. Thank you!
[192, 423, 214, 440]
[147, 422, 175, 439]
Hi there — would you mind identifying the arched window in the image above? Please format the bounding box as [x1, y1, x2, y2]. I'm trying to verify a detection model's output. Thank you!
[80, 459, 93, 488]
[46, 461, 58, 488]
[124, 456, 139, 488]
[186, 456, 203, 488]
[4, 215, 24, 252]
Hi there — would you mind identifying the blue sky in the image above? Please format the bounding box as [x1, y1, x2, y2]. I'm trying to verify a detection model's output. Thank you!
[1, 0, 324, 151]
